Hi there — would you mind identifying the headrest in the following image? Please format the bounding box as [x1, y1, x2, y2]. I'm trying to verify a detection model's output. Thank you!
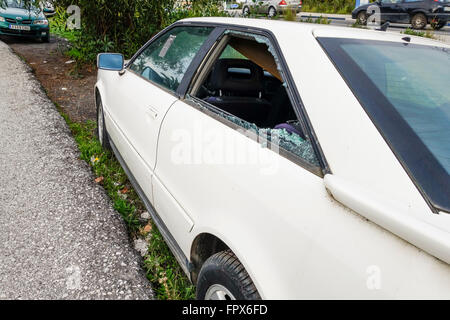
[208, 59, 264, 97]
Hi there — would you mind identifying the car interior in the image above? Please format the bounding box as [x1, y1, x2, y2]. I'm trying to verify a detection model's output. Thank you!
[193, 34, 305, 140]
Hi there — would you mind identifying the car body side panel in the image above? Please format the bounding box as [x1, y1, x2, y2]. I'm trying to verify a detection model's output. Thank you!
[104, 70, 178, 171]
[155, 100, 450, 299]
[96, 71, 155, 203]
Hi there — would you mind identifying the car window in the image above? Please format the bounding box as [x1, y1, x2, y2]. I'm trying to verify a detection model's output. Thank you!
[220, 45, 248, 60]
[129, 26, 214, 92]
[318, 37, 450, 213]
[189, 31, 321, 171]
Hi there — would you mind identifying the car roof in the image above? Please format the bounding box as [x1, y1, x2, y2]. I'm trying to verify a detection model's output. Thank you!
[181, 17, 450, 48]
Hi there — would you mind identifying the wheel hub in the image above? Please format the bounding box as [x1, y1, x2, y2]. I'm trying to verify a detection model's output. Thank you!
[205, 284, 236, 300]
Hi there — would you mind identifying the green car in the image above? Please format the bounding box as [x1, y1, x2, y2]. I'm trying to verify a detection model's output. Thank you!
[0, 0, 50, 42]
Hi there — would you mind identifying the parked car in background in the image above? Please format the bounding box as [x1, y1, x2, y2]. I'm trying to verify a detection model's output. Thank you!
[353, 0, 450, 30]
[0, 0, 50, 42]
[95, 17, 450, 299]
[41, 1, 55, 17]
[243, 0, 302, 17]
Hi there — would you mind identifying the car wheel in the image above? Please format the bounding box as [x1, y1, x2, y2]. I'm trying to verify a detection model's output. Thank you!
[431, 20, 446, 30]
[357, 11, 367, 25]
[411, 13, 427, 30]
[97, 97, 111, 151]
[243, 6, 250, 16]
[268, 6, 276, 18]
[196, 250, 261, 300]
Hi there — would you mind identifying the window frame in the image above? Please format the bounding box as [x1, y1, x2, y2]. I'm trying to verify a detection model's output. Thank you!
[125, 23, 223, 98]
[177, 23, 330, 177]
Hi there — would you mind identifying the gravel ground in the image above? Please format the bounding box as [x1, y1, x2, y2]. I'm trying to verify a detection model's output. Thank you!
[0, 40, 153, 300]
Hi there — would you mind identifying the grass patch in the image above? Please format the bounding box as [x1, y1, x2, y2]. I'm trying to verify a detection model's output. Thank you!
[351, 21, 368, 29]
[402, 28, 436, 39]
[58, 108, 195, 300]
[300, 15, 331, 24]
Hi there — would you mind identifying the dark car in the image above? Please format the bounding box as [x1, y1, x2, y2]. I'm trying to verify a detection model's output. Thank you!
[352, 0, 450, 30]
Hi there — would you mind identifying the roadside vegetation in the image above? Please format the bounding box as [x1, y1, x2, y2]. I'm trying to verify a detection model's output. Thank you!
[402, 27, 436, 39]
[351, 21, 368, 28]
[303, 0, 356, 14]
[49, 0, 227, 63]
[300, 14, 331, 24]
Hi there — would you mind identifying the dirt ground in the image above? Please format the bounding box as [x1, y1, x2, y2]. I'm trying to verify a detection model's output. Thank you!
[1, 34, 97, 123]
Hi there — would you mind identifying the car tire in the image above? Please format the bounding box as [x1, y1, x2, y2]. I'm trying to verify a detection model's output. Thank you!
[243, 6, 250, 16]
[196, 250, 261, 300]
[431, 20, 446, 30]
[268, 6, 277, 18]
[411, 13, 427, 30]
[97, 97, 111, 151]
[357, 11, 367, 25]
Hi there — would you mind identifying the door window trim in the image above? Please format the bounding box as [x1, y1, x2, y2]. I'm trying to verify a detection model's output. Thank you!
[185, 95, 324, 177]
[177, 22, 330, 177]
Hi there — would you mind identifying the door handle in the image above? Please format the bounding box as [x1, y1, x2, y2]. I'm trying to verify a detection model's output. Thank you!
[146, 106, 158, 120]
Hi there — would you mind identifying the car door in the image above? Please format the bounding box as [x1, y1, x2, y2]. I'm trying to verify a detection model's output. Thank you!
[152, 27, 325, 257]
[103, 25, 216, 200]
[379, 0, 405, 22]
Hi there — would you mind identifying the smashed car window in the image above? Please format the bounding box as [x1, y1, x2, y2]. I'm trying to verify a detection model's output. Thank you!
[191, 31, 320, 169]
[130, 26, 213, 92]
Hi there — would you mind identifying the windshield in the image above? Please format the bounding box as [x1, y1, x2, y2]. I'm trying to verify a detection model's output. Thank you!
[5, 0, 25, 8]
[318, 38, 450, 213]
[2, 0, 37, 9]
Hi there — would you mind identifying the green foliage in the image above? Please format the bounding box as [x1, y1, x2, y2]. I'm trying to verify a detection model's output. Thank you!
[351, 21, 368, 28]
[283, 9, 296, 21]
[300, 15, 331, 24]
[145, 227, 195, 300]
[48, 0, 226, 63]
[403, 28, 436, 39]
[302, 0, 356, 14]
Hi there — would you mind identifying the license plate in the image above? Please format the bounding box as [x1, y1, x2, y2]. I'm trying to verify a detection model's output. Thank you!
[9, 24, 30, 31]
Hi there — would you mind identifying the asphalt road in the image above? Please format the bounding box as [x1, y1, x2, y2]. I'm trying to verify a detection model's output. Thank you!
[0, 40, 153, 300]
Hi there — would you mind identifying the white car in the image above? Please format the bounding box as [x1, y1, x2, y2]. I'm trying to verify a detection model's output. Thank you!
[95, 17, 450, 300]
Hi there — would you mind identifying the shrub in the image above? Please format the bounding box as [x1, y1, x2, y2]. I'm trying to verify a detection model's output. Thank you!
[46, 0, 226, 62]
[302, 0, 356, 14]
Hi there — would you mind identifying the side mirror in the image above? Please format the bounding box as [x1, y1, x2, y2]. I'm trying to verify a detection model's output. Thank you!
[97, 53, 124, 71]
